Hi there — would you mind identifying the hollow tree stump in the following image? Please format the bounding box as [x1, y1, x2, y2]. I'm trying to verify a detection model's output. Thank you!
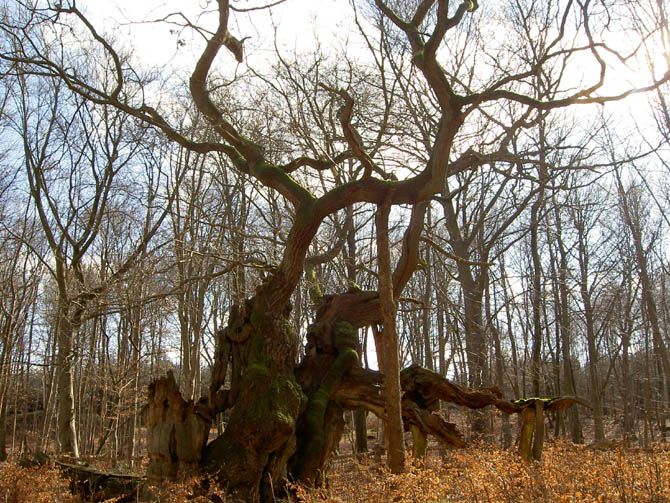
[145, 371, 212, 479]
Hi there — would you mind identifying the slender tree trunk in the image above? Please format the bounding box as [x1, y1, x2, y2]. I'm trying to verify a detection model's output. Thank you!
[344, 204, 368, 454]
[553, 205, 583, 443]
[457, 263, 487, 390]
[500, 258, 521, 398]
[0, 375, 7, 461]
[529, 196, 544, 397]
[56, 304, 79, 457]
[422, 215, 435, 371]
[575, 217, 605, 442]
[546, 229, 563, 437]
[437, 300, 447, 377]
[616, 176, 670, 435]
[583, 299, 605, 442]
[375, 201, 405, 474]
[41, 331, 58, 451]
[178, 303, 195, 400]
[488, 282, 512, 448]
[439, 193, 489, 420]
[621, 310, 634, 445]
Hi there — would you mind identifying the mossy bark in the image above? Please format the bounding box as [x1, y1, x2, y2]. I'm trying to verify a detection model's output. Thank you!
[516, 398, 560, 462]
[146, 286, 586, 498]
[291, 321, 358, 484]
[518, 406, 535, 463]
[532, 400, 545, 461]
[202, 302, 305, 502]
[410, 424, 427, 459]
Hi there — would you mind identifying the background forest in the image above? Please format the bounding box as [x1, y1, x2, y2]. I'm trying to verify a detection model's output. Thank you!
[0, 0, 669, 500]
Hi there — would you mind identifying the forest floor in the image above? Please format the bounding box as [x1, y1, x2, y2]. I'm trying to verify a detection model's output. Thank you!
[300, 441, 670, 502]
[1, 441, 669, 502]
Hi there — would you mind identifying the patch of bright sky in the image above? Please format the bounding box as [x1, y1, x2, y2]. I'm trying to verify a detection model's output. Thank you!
[77, 0, 360, 73]
[76, 1, 668, 130]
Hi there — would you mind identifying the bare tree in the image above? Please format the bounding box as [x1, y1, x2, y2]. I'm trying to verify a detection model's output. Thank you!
[7, 68, 179, 455]
[1, 0, 669, 499]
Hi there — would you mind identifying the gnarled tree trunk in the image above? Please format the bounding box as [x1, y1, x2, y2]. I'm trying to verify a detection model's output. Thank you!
[203, 295, 305, 502]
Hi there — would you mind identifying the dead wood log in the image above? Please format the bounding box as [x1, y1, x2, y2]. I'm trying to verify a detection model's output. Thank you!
[331, 364, 524, 453]
[331, 364, 591, 463]
[55, 460, 144, 501]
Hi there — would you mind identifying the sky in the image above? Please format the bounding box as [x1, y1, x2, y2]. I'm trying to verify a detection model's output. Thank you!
[78, 0, 359, 73]
[63, 0, 382, 368]
[75, 1, 667, 106]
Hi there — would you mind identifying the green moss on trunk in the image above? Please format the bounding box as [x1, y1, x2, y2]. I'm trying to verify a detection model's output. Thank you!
[203, 304, 306, 502]
[410, 424, 428, 460]
[519, 406, 535, 463]
[532, 400, 545, 461]
[291, 321, 358, 483]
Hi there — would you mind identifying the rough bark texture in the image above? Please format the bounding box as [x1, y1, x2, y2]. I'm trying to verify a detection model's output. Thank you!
[56, 460, 144, 501]
[513, 396, 588, 462]
[146, 343, 589, 500]
[143, 290, 308, 501]
[334, 365, 521, 452]
[145, 371, 211, 480]
[291, 320, 358, 484]
[519, 406, 535, 462]
[532, 400, 545, 461]
[56, 309, 79, 457]
[145, 285, 591, 499]
[203, 296, 305, 502]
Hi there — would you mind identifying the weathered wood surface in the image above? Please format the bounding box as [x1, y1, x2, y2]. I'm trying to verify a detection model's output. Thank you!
[512, 396, 591, 461]
[144, 370, 211, 480]
[55, 459, 144, 501]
